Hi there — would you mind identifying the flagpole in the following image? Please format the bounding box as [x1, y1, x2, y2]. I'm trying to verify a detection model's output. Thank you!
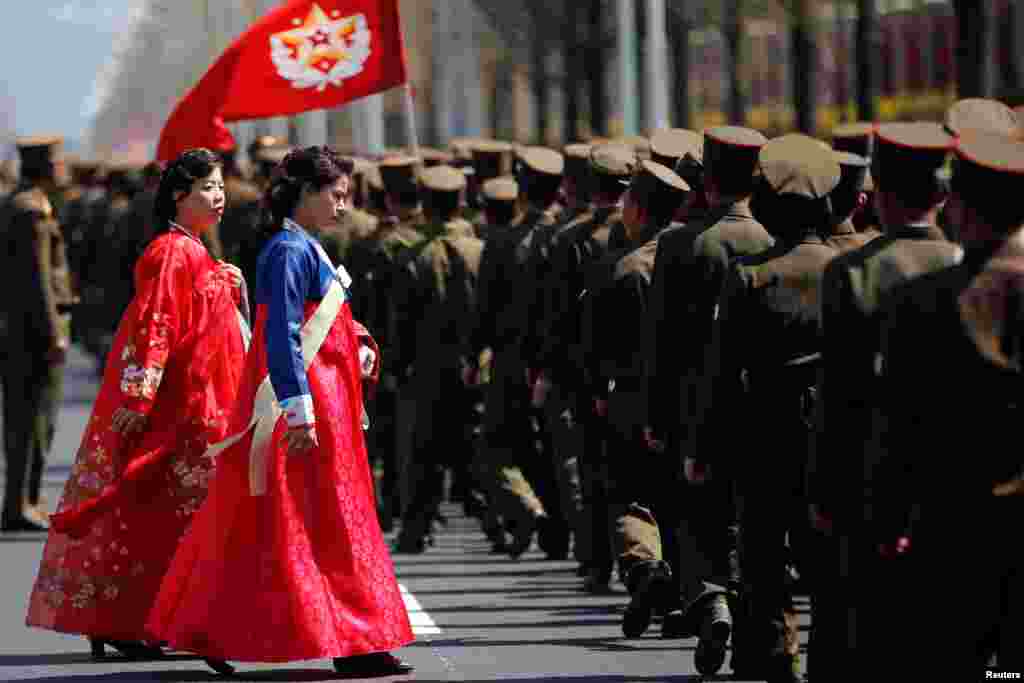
[402, 82, 420, 158]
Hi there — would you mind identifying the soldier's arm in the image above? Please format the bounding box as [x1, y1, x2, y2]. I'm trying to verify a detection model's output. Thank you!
[646, 234, 677, 439]
[468, 236, 502, 360]
[390, 251, 423, 382]
[28, 209, 65, 353]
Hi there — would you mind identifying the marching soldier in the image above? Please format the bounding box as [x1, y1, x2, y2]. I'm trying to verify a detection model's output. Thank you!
[582, 160, 689, 639]
[1, 136, 76, 532]
[347, 156, 424, 531]
[467, 147, 564, 559]
[468, 141, 515, 239]
[823, 152, 877, 253]
[646, 127, 773, 656]
[392, 165, 484, 552]
[535, 143, 634, 589]
[480, 176, 520, 229]
[697, 135, 842, 682]
[807, 122, 960, 679]
[830, 122, 881, 239]
[865, 129, 1024, 679]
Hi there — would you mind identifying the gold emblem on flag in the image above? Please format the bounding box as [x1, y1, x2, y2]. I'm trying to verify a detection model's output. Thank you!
[270, 3, 371, 91]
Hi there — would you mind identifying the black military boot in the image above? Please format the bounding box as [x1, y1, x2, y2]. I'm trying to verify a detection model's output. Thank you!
[622, 561, 672, 638]
[694, 594, 732, 675]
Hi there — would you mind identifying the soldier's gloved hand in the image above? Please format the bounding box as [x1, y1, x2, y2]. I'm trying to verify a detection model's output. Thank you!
[283, 424, 318, 456]
[111, 407, 147, 436]
[683, 456, 710, 485]
[642, 426, 665, 454]
[878, 536, 911, 559]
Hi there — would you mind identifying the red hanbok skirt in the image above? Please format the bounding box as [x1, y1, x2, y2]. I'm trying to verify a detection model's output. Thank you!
[145, 301, 413, 662]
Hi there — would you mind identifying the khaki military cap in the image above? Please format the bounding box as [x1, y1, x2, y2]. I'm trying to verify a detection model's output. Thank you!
[873, 122, 954, 190]
[590, 143, 636, 183]
[449, 137, 481, 159]
[366, 164, 384, 191]
[482, 176, 518, 202]
[349, 157, 374, 176]
[945, 98, 1019, 139]
[758, 134, 841, 199]
[615, 134, 652, 160]
[564, 143, 592, 160]
[951, 129, 1024, 207]
[649, 129, 703, 169]
[831, 122, 876, 158]
[629, 159, 690, 212]
[517, 146, 565, 177]
[16, 135, 64, 171]
[378, 155, 419, 193]
[420, 147, 455, 167]
[249, 134, 285, 157]
[833, 150, 871, 197]
[253, 146, 291, 165]
[420, 165, 466, 193]
[704, 126, 766, 179]
[16, 135, 63, 152]
[472, 141, 514, 180]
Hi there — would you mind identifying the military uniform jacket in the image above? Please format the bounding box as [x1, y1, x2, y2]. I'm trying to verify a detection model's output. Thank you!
[1, 185, 76, 351]
[698, 234, 838, 469]
[392, 220, 484, 387]
[647, 202, 774, 446]
[867, 253, 1024, 535]
[809, 224, 962, 518]
[584, 224, 671, 438]
[535, 205, 623, 387]
[825, 219, 878, 254]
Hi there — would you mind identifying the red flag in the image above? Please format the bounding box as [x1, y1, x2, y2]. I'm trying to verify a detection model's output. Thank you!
[156, 0, 408, 162]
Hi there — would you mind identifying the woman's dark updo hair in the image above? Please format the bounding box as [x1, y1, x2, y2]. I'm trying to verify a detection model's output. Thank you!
[264, 145, 354, 230]
[153, 148, 222, 232]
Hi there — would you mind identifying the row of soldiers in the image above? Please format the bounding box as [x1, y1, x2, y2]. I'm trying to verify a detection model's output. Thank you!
[328, 99, 1024, 682]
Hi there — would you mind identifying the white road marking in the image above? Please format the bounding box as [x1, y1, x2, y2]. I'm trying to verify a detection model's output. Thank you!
[399, 583, 442, 635]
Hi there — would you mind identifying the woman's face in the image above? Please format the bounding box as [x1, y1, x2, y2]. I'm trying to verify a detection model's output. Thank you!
[174, 167, 225, 234]
[296, 176, 350, 230]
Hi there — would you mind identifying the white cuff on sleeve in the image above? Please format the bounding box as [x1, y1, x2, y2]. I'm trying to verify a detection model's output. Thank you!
[358, 345, 376, 378]
[281, 394, 315, 427]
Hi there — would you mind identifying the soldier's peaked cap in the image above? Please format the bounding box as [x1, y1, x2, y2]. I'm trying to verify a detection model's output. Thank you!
[704, 126, 766, 178]
[516, 146, 564, 177]
[649, 128, 703, 168]
[758, 134, 841, 199]
[471, 141, 514, 179]
[833, 151, 871, 195]
[482, 176, 518, 202]
[378, 155, 420, 193]
[16, 135, 64, 168]
[873, 122, 954, 189]
[630, 159, 690, 208]
[945, 98, 1020, 139]
[589, 143, 636, 184]
[831, 122, 876, 157]
[952, 130, 1024, 206]
[419, 165, 466, 193]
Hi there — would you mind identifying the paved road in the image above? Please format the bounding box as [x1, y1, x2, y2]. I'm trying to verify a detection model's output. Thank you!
[0, 347, 806, 682]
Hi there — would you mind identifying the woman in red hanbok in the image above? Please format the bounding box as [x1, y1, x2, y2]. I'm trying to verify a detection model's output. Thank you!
[25, 149, 249, 659]
[146, 146, 414, 677]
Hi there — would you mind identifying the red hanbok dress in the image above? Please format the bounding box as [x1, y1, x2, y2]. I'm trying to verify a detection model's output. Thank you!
[25, 228, 247, 641]
[146, 222, 413, 663]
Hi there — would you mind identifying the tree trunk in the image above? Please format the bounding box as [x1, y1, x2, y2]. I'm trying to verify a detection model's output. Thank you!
[667, 6, 692, 129]
[855, 0, 879, 121]
[531, 10, 550, 145]
[724, 0, 745, 125]
[565, 3, 582, 142]
[587, 0, 608, 137]
[953, 0, 994, 98]
[791, 0, 818, 134]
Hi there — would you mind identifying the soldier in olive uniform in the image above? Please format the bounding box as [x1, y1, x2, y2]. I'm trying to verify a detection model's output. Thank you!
[392, 166, 485, 552]
[646, 128, 773, 649]
[865, 130, 1024, 680]
[348, 156, 424, 531]
[830, 123, 881, 240]
[697, 136, 844, 682]
[467, 142, 515, 239]
[467, 147, 565, 559]
[807, 123, 960, 679]
[1, 137, 76, 532]
[582, 161, 689, 639]
[823, 152, 877, 253]
[535, 144, 634, 589]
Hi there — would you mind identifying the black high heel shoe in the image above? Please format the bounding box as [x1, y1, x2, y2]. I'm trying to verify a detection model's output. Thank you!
[89, 638, 164, 661]
[204, 658, 236, 676]
[333, 652, 413, 677]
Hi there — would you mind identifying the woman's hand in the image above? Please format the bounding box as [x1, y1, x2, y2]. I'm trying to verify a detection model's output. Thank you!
[110, 408, 147, 436]
[216, 261, 244, 289]
[282, 424, 318, 456]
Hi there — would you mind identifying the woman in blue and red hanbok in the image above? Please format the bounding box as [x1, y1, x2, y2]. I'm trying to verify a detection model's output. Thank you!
[147, 146, 414, 677]
[26, 149, 249, 659]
